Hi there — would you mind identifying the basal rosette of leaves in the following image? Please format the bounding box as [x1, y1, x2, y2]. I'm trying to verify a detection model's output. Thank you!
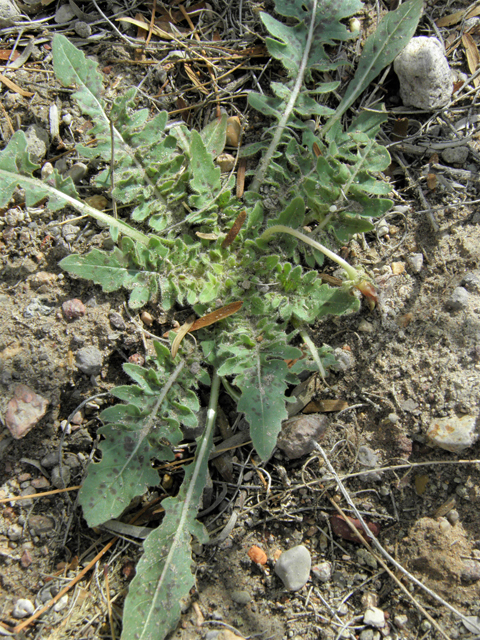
[0, 0, 424, 637]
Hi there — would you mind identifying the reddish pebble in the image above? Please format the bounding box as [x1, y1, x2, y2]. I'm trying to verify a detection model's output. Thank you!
[62, 299, 86, 320]
[31, 477, 50, 489]
[248, 545, 268, 565]
[330, 514, 380, 544]
[128, 353, 145, 366]
[20, 549, 33, 568]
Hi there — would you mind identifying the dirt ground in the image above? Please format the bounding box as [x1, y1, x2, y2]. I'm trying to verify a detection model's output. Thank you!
[0, 1, 480, 639]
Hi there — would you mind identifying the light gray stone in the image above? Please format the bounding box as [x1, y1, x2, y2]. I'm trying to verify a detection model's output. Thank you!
[12, 599, 35, 618]
[76, 346, 103, 375]
[333, 347, 355, 372]
[25, 124, 49, 163]
[427, 414, 479, 453]
[312, 561, 332, 582]
[51, 464, 71, 489]
[394, 614, 409, 629]
[230, 590, 251, 605]
[364, 607, 385, 628]
[447, 286, 470, 311]
[408, 253, 423, 273]
[66, 162, 88, 183]
[461, 559, 480, 581]
[394, 37, 453, 109]
[441, 146, 469, 165]
[356, 548, 378, 569]
[274, 545, 311, 591]
[462, 271, 480, 293]
[276, 414, 329, 459]
[7, 523, 23, 541]
[74, 20, 92, 38]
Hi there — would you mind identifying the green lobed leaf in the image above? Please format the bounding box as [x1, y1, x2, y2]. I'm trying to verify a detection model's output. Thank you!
[121, 374, 219, 640]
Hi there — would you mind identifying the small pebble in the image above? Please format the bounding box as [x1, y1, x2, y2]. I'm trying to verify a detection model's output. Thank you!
[41, 162, 54, 180]
[276, 414, 329, 459]
[274, 545, 311, 591]
[62, 299, 86, 320]
[358, 320, 374, 332]
[75, 346, 103, 375]
[12, 598, 35, 618]
[4, 385, 49, 440]
[461, 559, 480, 581]
[226, 116, 241, 147]
[408, 253, 423, 273]
[394, 37, 453, 109]
[230, 590, 251, 605]
[7, 523, 23, 541]
[461, 271, 480, 293]
[333, 347, 355, 372]
[54, 594, 69, 612]
[388, 413, 399, 424]
[65, 162, 88, 183]
[62, 113, 73, 126]
[248, 545, 268, 565]
[394, 614, 409, 629]
[441, 146, 469, 165]
[29, 515, 55, 535]
[447, 286, 469, 311]
[109, 312, 126, 330]
[41, 452, 59, 468]
[25, 125, 49, 163]
[5, 209, 24, 226]
[62, 224, 80, 243]
[51, 465, 71, 489]
[74, 20, 92, 38]
[359, 630, 374, 640]
[446, 509, 459, 525]
[20, 548, 33, 568]
[427, 414, 478, 453]
[364, 607, 385, 628]
[141, 311, 153, 326]
[356, 548, 378, 569]
[311, 561, 332, 583]
[216, 153, 235, 172]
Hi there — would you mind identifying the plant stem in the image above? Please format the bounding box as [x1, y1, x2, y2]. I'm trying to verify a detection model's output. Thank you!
[249, 0, 318, 193]
[260, 224, 359, 281]
[204, 370, 221, 442]
[0, 170, 151, 246]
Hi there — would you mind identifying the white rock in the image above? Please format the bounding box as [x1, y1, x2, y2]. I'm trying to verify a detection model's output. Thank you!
[394, 614, 409, 629]
[358, 320, 374, 333]
[275, 545, 311, 591]
[408, 253, 423, 273]
[394, 37, 453, 109]
[54, 595, 69, 612]
[427, 414, 479, 453]
[363, 606, 386, 628]
[12, 598, 35, 618]
[312, 561, 332, 582]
